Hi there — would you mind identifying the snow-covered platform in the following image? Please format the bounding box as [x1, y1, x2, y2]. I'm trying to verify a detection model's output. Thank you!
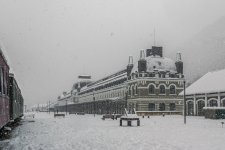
[2, 113, 225, 150]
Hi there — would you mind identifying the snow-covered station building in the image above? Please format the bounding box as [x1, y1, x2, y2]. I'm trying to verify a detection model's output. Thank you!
[126, 47, 184, 115]
[180, 69, 225, 116]
[55, 46, 185, 115]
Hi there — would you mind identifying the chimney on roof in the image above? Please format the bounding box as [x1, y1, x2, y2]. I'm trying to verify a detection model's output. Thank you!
[138, 50, 147, 72]
[176, 52, 182, 61]
[127, 56, 134, 77]
[175, 52, 183, 74]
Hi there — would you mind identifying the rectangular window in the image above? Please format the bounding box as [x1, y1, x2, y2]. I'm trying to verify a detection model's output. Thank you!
[0, 67, 2, 94]
[4, 72, 8, 96]
[6, 73, 9, 96]
[3, 68, 5, 95]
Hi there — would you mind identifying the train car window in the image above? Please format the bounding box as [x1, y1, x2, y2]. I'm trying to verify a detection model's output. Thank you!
[6, 73, 9, 96]
[0, 67, 3, 94]
[0, 101, 1, 114]
[2, 69, 6, 94]
[2, 68, 5, 95]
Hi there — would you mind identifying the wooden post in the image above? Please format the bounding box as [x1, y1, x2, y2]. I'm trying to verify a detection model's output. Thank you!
[137, 119, 140, 126]
[127, 120, 132, 126]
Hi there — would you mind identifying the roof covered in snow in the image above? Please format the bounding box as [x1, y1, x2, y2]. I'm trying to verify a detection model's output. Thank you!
[0, 46, 10, 68]
[180, 69, 225, 95]
[0, 41, 14, 73]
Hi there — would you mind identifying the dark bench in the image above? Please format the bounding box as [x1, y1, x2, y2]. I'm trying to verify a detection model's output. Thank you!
[102, 114, 113, 120]
[54, 114, 65, 118]
[102, 114, 123, 120]
[114, 114, 123, 120]
[120, 117, 140, 126]
[77, 112, 85, 115]
[69, 112, 76, 115]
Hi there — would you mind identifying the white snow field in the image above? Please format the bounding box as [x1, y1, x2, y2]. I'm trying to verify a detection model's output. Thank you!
[3, 113, 225, 150]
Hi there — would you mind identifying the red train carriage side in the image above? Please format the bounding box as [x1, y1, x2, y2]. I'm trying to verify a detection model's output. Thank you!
[9, 74, 24, 121]
[0, 50, 10, 129]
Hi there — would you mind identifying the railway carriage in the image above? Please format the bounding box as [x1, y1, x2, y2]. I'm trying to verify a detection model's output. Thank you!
[0, 50, 10, 129]
[0, 49, 24, 130]
[9, 74, 24, 121]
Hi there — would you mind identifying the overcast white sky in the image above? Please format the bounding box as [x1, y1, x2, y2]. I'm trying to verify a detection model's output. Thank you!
[0, 0, 225, 107]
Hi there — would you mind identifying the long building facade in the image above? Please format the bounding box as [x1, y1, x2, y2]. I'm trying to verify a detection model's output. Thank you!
[55, 46, 184, 115]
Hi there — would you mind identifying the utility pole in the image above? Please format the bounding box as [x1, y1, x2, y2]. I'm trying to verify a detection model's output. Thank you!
[184, 80, 186, 124]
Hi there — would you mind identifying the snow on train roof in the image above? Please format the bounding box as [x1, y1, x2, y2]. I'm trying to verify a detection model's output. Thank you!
[0, 43, 11, 68]
[0, 43, 24, 94]
[0, 42, 17, 75]
[0, 43, 22, 88]
[180, 69, 225, 95]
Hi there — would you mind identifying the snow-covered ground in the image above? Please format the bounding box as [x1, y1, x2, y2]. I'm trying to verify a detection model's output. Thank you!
[2, 113, 225, 150]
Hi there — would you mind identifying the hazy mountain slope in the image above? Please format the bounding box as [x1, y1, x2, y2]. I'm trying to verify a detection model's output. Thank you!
[181, 16, 225, 84]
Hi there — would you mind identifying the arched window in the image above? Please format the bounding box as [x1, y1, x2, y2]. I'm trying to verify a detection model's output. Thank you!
[197, 100, 205, 116]
[149, 85, 155, 94]
[128, 87, 131, 95]
[170, 85, 176, 94]
[135, 85, 138, 95]
[159, 85, 166, 94]
[209, 100, 217, 107]
[187, 101, 194, 115]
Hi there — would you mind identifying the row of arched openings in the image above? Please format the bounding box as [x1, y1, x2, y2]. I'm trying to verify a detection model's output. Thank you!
[187, 99, 225, 116]
[149, 84, 176, 95]
[129, 84, 177, 96]
[148, 103, 176, 111]
[129, 85, 138, 96]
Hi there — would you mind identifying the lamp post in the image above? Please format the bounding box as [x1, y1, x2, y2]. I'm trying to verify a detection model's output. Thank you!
[183, 80, 186, 124]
